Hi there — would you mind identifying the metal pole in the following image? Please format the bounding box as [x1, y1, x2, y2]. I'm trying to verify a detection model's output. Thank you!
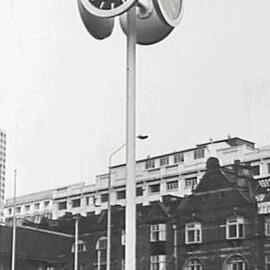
[74, 215, 79, 270]
[107, 143, 126, 270]
[125, 5, 136, 270]
[106, 165, 112, 270]
[173, 224, 178, 270]
[11, 169, 17, 270]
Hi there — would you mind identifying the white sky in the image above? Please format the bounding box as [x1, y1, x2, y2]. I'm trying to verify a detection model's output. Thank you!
[1, 0, 270, 198]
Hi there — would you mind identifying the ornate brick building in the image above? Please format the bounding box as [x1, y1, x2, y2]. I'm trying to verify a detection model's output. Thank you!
[3, 157, 270, 270]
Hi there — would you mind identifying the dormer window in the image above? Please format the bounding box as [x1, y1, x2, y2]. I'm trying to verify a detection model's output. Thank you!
[150, 224, 166, 242]
[185, 222, 202, 244]
[226, 216, 244, 239]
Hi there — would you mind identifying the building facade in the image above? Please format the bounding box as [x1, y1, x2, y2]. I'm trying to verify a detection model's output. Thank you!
[4, 137, 270, 224]
[0, 224, 73, 270]
[0, 129, 7, 223]
[16, 157, 270, 270]
[0, 157, 270, 270]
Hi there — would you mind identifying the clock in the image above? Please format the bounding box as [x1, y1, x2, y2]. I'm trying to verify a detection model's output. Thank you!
[80, 0, 137, 18]
[154, 0, 183, 27]
[78, 0, 115, 40]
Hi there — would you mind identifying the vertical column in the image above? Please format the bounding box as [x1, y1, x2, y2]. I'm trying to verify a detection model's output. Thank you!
[74, 216, 79, 270]
[125, 5, 137, 270]
[11, 169, 17, 270]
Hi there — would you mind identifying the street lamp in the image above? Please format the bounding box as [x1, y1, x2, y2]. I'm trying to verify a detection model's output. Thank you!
[106, 135, 148, 270]
[11, 169, 17, 270]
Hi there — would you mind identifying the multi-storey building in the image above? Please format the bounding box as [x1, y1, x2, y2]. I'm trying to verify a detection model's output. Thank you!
[4, 136, 270, 224]
[4, 157, 270, 270]
[0, 129, 7, 223]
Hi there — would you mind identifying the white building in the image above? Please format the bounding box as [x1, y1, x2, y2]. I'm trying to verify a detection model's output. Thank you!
[0, 129, 7, 223]
[4, 137, 270, 224]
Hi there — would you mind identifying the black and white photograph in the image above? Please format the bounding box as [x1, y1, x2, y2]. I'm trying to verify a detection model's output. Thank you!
[1, 0, 270, 269]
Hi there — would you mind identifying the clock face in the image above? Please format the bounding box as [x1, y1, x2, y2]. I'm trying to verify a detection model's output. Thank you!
[154, 0, 183, 27]
[80, 0, 137, 18]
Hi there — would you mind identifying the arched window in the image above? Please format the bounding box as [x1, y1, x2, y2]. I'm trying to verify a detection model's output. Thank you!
[95, 237, 107, 270]
[224, 255, 247, 270]
[226, 216, 244, 239]
[184, 258, 203, 270]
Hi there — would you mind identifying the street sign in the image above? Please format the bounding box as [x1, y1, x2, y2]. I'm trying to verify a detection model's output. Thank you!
[78, 0, 114, 40]
[154, 0, 183, 27]
[80, 0, 137, 18]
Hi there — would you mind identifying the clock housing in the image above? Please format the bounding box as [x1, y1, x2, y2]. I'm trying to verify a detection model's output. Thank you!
[80, 0, 137, 18]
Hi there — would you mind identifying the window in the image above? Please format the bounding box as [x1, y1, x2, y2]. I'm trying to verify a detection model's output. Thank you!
[34, 215, 41, 223]
[15, 207, 21, 214]
[72, 240, 86, 253]
[72, 199, 81, 208]
[174, 152, 184, 164]
[117, 190, 126, 200]
[146, 159, 155, 170]
[86, 196, 95, 206]
[185, 177, 197, 188]
[150, 255, 166, 270]
[194, 148, 205, 160]
[184, 259, 203, 270]
[34, 203, 40, 210]
[44, 212, 52, 219]
[268, 163, 270, 174]
[8, 208, 12, 215]
[266, 255, 270, 270]
[121, 230, 125, 245]
[95, 237, 107, 270]
[25, 205, 30, 211]
[58, 201, 67, 210]
[252, 165, 260, 176]
[265, 217, 270, 236]
[185, 222, 202, 244]
[149, 184, 160, 195]
[44, 201, 50, 208]
[150, 224, 166, 241]
[136, 187, 143, 197]
[101, 193, 108, 203]
[160, 156, 169, 167]
[121, 260, 125, 270]
[166, 180, 178, 191]
[226, 216, 244, 239]
[225, 256, 246, 270]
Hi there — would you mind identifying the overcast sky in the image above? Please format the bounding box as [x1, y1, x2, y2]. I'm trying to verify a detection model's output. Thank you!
[1, 0, 270, 198]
